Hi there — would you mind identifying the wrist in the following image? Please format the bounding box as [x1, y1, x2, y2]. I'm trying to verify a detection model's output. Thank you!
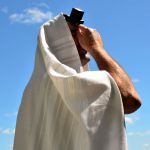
[89, 46, 104, 58]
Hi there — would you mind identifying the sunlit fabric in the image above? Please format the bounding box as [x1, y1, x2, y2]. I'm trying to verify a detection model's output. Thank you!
[13, 13, 128, 150]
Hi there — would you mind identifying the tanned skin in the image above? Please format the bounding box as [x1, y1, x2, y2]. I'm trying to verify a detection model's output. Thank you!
[67, 22, 142, 114]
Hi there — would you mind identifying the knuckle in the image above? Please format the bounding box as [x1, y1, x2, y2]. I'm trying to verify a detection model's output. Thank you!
[90, 28, 96, 33]
[85, 27, 97, 35]
[88, 28, 94, 34]
[89, 28, 94, 31]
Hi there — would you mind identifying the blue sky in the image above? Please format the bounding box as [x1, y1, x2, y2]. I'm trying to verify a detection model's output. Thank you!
[0, 0, 150, 149]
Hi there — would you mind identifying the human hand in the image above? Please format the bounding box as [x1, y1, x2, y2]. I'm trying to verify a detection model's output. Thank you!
[76, 25, 104, 55]
[67, 22, 90, 66]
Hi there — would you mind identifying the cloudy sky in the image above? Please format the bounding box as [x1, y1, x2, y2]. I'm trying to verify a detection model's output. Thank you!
[0, 0, 150, 150]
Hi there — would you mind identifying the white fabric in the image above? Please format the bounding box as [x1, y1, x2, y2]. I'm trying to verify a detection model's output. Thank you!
[13, 13, 128, 150]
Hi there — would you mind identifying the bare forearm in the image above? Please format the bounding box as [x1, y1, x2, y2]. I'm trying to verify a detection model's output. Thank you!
[90, 47, 141, 114]
[76, 24, 141, 113]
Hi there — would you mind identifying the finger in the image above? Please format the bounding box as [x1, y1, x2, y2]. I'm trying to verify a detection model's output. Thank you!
[77, 28, 83, 36]
[79, 25, 96, 32]
[78, 24, 88, 28]
[78, 25, 94, 37]
[78, 24, 89, 31]
[77, 28, 88, 37]
[79, 54, 90, 66]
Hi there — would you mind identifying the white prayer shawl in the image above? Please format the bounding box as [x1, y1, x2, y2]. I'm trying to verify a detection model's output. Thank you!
[13, 13, 128, 150]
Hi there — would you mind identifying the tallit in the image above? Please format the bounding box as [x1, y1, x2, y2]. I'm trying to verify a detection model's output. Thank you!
[13, 13, 128, 150]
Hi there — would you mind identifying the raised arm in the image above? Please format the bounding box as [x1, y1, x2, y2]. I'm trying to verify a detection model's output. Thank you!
[76, 24, 142, 114]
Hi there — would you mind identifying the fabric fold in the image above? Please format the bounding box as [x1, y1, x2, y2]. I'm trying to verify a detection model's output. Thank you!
[13, 13, 128, 150]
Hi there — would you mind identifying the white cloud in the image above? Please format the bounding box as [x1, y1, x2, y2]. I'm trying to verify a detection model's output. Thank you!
[125, 116, 139, 125]
[8, 144, 14, 148]
[0, 7, 8, 14]
[127, 130, 150, 137]
[4, 112, 17, 117]
[38, 3, 49, 9]
[132, 78, 140, 83]
[9, 7, 53, 24]
[125, 117, 134, 124]
[143, 143, 150, 148]
[12, 128, 15, 134]
[0, 128, 15, 135]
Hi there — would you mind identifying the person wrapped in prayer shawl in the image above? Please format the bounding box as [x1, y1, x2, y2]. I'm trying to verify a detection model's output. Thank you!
[13, 8, 142, 150]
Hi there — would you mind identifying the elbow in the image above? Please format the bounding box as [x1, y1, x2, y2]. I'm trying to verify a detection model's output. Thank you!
[122, 93, 142, 114]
